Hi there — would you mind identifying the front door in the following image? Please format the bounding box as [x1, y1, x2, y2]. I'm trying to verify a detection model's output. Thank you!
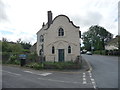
[58, 49, 64, 62]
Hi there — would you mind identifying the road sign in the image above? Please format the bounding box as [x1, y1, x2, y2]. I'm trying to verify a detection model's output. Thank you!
[19, 54, 26, 59]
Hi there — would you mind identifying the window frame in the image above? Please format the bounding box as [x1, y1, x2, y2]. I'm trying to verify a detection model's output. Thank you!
[52, 46, 55, 54]
[68, 45, 71, 53]
[39, 49, 43, 55]
[40, 35, 44, 42]
[58, 28, 64, 36]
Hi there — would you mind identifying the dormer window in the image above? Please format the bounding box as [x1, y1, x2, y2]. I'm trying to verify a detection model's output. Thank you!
[40, 35, 44, 42]
[58, 28, 64, 36]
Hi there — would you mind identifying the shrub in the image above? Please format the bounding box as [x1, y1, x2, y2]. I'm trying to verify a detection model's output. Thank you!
[2, 52, 10, 63]
[14, 60, 20, 65]
[26, 62, 43, 70]
[93, 50, 106, 55]
[27, 52, 38, 62]
[5, 54, 21, 65]
[43, 61, 81, 70]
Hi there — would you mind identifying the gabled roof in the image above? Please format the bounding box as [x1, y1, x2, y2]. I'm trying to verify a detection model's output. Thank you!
[37, 14, 80, 34]
[51, 15, 80, 28]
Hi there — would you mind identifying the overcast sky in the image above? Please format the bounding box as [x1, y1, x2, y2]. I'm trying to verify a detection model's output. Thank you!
[0, 0, 119, 45]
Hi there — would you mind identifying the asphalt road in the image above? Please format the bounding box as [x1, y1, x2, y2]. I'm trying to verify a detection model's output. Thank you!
[82, 54, 118, 88]
[2, 65, 96, 88]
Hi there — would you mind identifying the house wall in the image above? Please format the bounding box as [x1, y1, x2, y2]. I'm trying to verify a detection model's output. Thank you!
[37, 15, 80, 62]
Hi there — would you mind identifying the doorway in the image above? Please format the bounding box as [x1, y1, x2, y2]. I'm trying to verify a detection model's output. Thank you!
[58, 49, 64, 62]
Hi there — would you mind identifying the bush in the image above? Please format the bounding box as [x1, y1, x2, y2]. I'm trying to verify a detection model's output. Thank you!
[25, 61, 81, 70]
[93, 50, 106, 55]
[43, 61, 81, 70]
[2, 52, 10, 63]
[14, 60, 20, 65]
[27, 52, 38, 62]
[4, 54, 20, 65]
[26, 62, 43, 70]
[94, 50, 120, 56]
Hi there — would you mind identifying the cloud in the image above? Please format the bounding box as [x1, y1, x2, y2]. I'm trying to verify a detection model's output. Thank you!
[0, 0, 7, 22]
[118, 1, 120, 35]
[79, 11, 102, 26]
[0, 0, 118, 45]
[0, 30, 13, 35]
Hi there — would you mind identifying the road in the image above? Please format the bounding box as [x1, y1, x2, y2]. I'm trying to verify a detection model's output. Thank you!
[2, 65, 96, 88]
[82, 54, 118, 88]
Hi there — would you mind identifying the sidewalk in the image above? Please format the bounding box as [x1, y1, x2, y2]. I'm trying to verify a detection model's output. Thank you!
[2, 57, 92, 73]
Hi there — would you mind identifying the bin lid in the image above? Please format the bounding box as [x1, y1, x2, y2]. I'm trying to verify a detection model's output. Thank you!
[19, 54, 26, 59]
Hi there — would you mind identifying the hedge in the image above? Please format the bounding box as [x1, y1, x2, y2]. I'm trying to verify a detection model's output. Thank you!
[93, 50, 120, 56]
[26, 61, 81, 70]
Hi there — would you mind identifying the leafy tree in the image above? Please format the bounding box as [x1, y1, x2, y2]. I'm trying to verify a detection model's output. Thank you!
[10, 43, 23, 54]
[82, 25, 113, 51]
[20, 41, 31, 49]
[16, 39, 31, 50]
[2, 38, 12, 52]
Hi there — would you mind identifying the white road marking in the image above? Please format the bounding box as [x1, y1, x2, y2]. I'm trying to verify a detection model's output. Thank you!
[88, 71, 91, 73]
[83, 81, 87, 84]
[24, 70, 52, 76]
[91, 78, 95, 81]
[93, 85, 96, 89]
[83, 73, 85, 75]
[83, 78, 86, 81]
[3, 70, 21, 76]
[92, 81, 95, 84]
[83, 75, 86, 78]
[38, 73, 52, 76]
[82, 72, 87, 84]
[24, 71, 33, 73]
[88, 72, 97, 89]
[89, 72, 92, 76]
[38, 78, 81, 84]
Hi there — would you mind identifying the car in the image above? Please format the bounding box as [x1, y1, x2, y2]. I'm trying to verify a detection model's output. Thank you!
[86, 51, 92, 55]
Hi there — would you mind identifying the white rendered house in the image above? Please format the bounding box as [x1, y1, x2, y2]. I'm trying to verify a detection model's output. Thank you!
[36, 11, 81, 62]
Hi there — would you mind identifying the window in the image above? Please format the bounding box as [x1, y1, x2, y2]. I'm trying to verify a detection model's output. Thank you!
[52, 46, 55, 54]
[40, 35, 44, 42]
[41, 44, 43, 50]
[39, 49, 43, 55]
[68, 46, 71, 53]
[58, 28, 64, 36]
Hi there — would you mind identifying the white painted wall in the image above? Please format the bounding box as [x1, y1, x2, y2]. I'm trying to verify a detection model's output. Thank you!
[37, 15, 80, 62]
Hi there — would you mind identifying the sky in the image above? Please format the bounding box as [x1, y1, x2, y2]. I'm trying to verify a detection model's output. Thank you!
[0, 0, 119, 45]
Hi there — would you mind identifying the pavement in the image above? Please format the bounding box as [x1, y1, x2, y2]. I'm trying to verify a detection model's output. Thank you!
[82, 54, 118, 88]
[2, 58, 97, 88]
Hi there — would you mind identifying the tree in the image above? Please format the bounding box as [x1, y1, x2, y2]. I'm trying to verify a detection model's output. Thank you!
[82, 25, 113, 51]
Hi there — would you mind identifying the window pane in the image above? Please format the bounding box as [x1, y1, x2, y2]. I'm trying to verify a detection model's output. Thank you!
[52, 46, 55, 54]
[68, 46, 71, 53]
[58, 28, 64, 36]
[40, 35, 44, 42]
[39, 49, 42, 55]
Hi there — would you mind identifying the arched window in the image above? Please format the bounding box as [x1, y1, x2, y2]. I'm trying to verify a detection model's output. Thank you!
[58, 28, 64, 36]
[68, 46, 71, 53]
[39, 49, 43, 55]
[52, 46, 55, 54]
[40, 35, 44, 42]
[41, 44, 43, 50]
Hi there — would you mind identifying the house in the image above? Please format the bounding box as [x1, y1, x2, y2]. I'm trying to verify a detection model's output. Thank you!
[105, 35, 119, 50]
[30, 42, 37, 53]
[36, 11, 81, 62]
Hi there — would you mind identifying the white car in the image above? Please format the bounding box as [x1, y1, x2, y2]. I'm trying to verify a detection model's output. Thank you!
[86, 51, 92, 55]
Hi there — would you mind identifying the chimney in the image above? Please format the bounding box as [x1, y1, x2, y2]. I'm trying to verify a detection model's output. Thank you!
[48, 11, 52, 27]
[42, 22, 45, 27]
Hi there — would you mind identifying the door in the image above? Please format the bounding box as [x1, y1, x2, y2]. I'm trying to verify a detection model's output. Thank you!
[58, 49, 64, 62]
